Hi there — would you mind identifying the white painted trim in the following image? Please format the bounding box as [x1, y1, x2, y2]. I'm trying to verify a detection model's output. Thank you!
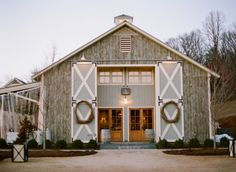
[128, 106, 156, 108]
[94, 66, 98, 141]
[71, 64, 74, 140]
[0, 82, 41, 94]
[38, 75, 44, 131]
[123, 107, 125, 142]
[97, 68, 125, 86]
[127, 107, 130, 142]
[97, 107, 125, 142]
[97, 64, 157, 67]
[14, 87, 40, 94]
[180, 63, 184, 138]
[94, 106, 98, 141]
[155, 65, 160, 142]
[32, 21, 219, 79]
[208, 73, 213, 139]
[166, 139, 177, 142]
[157, 64, 162, 139]
[0, 95, 3, 138]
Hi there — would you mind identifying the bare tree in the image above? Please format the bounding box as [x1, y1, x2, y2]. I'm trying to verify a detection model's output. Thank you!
[46, 43, 57, 64]
[208, 57, 236, 148]
[30, 44, 57, 78]
[166, 30, 206, 64]
[221, 26, 236, 86]
[166, 37, 181, 52]
[203, 11, 225, 58]
[30, 44, 57, 149]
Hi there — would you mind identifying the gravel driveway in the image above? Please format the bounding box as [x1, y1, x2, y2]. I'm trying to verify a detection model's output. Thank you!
[0, 150, 235, 172]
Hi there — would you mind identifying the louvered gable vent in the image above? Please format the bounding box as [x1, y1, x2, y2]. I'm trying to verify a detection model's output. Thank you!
[120, 36, 131, 52]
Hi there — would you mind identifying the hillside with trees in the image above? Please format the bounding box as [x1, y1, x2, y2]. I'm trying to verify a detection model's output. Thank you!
[166, 11, 236, 137]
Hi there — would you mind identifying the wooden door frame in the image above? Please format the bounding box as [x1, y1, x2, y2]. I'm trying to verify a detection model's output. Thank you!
[128, 106, 155, 142]
[97, 107, 124, 142]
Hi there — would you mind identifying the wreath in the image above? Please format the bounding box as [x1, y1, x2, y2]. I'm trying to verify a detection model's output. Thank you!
[74, 100, 94, 124]
[161, 101, 180, 123]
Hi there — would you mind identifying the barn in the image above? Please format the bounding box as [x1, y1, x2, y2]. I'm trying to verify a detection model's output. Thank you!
[0, 15, 219, 144]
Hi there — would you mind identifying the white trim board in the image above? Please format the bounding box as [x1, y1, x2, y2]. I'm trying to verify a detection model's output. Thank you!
[208, 73, 213, 139]
[97, 64, 157, 67]
[0, 82, 41, 94]
[32, 21, 219, 79]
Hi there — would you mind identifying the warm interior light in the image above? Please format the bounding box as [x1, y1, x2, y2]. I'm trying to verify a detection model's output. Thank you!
[124, 96, 128, 104]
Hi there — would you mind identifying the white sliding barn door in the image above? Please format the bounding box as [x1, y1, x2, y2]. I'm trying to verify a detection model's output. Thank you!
[157, 61, 184, 142]
[71, 62, 97, 142]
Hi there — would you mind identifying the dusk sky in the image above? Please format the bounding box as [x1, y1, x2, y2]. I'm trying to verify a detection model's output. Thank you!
[0, 0, 235, 86]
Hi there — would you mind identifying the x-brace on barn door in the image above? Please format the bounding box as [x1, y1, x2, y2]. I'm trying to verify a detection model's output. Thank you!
[71, 62, 97, 142]
[157, 61, 184, 142]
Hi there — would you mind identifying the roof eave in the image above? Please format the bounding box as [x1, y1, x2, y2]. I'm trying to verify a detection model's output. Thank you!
[0, 82, 41, 94]
[32, 22, 129, 80]
[32, 21, 220, 79]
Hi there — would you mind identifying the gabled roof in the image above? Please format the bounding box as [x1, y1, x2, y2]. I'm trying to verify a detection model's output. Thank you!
[2, 77, 26, 88]
[32, 21, 220, 79]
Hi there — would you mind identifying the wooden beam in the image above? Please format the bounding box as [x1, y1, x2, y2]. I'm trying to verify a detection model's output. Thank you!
[0, 95, 3, 138]
[38, 75, 44, 131]
[208, 73, 213, 139]
[0, 82, 40, 94]
[14, 94, 39, 105]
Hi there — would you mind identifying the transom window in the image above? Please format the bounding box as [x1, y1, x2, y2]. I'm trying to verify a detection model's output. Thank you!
[99, 68, 124, 84]
[128, 71, 139, 83]
[99, 71, 110, 83]
[128, 68, 153, 84]
[112, 71, 123, 83]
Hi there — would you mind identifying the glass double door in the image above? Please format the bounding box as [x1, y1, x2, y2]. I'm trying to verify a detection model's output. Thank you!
[129, 108, 153, 142]
[98, 109, 123, 142]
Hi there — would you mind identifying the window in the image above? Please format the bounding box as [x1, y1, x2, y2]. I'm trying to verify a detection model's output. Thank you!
[143, 109, 153, 129]
[99, 68, 124, 84]
[112, 71, 123, 83]
[130, 110, 140, 131]
[120, 36, 131, 52]
[99, 71, 110, 84]
[128, 68, 153, 84]
[141, 71, 152, 83]
[111, 109, 122, 131]
[128, 71, 139, 83]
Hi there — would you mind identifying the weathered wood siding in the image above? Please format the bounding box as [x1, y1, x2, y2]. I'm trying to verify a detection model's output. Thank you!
[43, 26, 209, 142]
[183, 62, 209, 142]
[44, 64, 71, 142]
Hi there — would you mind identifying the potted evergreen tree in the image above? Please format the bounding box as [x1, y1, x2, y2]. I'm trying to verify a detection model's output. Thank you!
[12, 116, 36, 162]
